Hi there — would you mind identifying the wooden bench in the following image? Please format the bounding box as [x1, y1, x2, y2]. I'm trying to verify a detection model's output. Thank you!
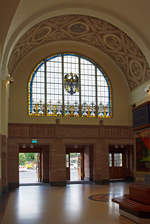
[119, 196, 150, 218]
[129, 183, 150, 205]
[112, 184, 150, 224]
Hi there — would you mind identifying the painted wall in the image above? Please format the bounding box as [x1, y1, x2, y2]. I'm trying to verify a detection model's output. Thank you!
[0, 77, 9, 193]
[8, 41, 132, 126]
[130, 80, 150, 106]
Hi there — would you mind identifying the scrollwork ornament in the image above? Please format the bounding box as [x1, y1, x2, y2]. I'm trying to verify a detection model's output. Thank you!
[8, 15, 150, 90]
[129, 59, 144, 81]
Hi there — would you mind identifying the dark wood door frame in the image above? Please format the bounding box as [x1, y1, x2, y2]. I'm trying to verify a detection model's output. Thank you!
[109, 144, 134, 180]
[19, 145, 49, 183]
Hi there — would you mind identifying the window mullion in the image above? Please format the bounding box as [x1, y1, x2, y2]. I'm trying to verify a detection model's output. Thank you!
[44, 59, 47, 115]
[95, 66, 98, 117]
[62, 54, 65, 116]
[79, 56, 81, 116]
[29, 54, 111, 119]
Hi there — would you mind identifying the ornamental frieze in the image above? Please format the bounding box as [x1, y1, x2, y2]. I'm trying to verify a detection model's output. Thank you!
[8, 15, 150, 90]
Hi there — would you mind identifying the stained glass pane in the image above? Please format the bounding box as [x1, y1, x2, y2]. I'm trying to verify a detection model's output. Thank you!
[29, 62, 45, 115]
[97, 69, 111, 118]
[80, 58, 96, 117]
[28, 53, 112, 118]
[46, 55, 62, 116]
[64, 54, 79, 116]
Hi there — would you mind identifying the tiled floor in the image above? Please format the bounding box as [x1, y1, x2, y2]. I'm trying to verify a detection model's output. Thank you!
[1, 182, 136, 224]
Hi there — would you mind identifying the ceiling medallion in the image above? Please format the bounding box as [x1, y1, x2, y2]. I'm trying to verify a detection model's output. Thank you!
[70, 22, 88, 33]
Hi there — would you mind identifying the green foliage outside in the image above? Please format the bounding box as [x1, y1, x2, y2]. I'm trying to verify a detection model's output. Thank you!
[25, 153, 37, 162]
[19, 153, 26, 165]
[19, 153, 38, 166]
[70, 153, 78, 157]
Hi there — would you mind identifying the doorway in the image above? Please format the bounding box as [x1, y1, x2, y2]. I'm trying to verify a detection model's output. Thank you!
[19, 152, 40, 184]
[66, 145, 93, 182]
[109, 144, 133, 180]
[19, 145, 49, 184]
[66, 152, 83, 181]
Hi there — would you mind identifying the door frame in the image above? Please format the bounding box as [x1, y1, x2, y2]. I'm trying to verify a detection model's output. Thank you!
[66, 148, 85, 181]
[19, 148, 41, 184]
[19, 145, 49, 184]
[65, 144, 94, 182]
[109, 144, 134, 180]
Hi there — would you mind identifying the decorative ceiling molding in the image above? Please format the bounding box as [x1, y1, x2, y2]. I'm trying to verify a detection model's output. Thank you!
[8, 15, 150, 90]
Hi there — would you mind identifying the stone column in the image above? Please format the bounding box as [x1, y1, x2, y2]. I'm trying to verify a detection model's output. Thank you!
[0, 79, 10, 193]
[93, 139, 109, 184]
[49, 139, 66, 186]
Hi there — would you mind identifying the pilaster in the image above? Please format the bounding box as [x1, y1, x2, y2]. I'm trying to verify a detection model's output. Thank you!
[49, 139, 66, 186]
[93, 139, 109, 184]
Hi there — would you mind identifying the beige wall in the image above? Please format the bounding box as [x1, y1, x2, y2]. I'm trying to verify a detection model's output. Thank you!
[9, 41, 132, 126]
[1, 80, 9, 135]
[130, 80, 150, 106]
[0, 78, 9, 193]
[0, 78, 2, 134]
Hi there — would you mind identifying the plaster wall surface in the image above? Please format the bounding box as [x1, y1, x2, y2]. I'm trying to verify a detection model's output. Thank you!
[8, 41, 132, 126]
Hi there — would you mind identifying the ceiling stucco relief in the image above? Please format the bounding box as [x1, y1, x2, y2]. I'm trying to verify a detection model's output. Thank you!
[8, 15, 150, 90]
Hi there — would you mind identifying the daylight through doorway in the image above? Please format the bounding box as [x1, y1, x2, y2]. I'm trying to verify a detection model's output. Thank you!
[70, 153, 81, 181]
[19, 153, 40, 184]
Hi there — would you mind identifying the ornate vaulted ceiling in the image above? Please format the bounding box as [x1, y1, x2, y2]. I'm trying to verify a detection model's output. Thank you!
[8, 15, 150, 91]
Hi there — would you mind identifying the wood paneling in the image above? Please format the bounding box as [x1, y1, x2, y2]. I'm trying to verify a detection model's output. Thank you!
[8, 123, 134, 139]
[0, 135, 8, 192]
[7, 123, 134, 185]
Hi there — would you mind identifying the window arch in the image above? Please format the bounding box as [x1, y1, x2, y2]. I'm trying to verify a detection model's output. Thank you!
[28, 53, 112, 118]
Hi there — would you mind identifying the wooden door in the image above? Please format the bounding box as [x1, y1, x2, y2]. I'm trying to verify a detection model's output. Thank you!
[66, 150, 85, 181]
[109, 151, 128, 179]
[78, 152, 84, 180]
[66, 153, 70, 180]
[37, 153, 41, 182]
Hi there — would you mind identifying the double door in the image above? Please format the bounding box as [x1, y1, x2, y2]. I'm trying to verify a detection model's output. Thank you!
[109, 146, 133, 179]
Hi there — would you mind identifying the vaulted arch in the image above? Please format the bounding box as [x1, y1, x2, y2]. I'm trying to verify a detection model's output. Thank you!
[8, 15, 150, 91]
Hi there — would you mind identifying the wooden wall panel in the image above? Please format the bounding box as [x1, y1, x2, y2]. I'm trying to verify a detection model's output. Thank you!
[7, 123, 134, 185]
[0, 135, 8, 193]
[8, 123, 133, 139]
[99, 125, 133, 139]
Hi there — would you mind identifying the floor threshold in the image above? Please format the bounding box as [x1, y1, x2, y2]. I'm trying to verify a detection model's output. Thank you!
[19, 183, 44, 186]
[67, 180, 93, 184]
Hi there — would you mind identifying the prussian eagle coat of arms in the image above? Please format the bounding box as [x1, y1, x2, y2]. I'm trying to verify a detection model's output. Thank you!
[64, 73, 79, 95]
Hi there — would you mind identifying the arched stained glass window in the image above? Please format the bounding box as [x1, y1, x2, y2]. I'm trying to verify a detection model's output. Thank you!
[28, 53, 112, 118]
